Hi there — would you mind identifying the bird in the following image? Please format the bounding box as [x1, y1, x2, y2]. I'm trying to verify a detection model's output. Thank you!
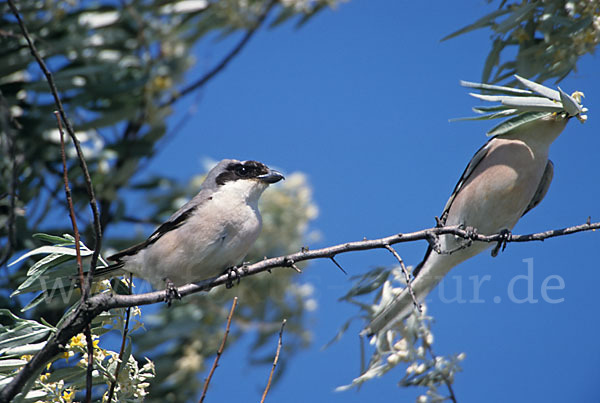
[95, 159, 284, 291]
[363, 114, 569, 336]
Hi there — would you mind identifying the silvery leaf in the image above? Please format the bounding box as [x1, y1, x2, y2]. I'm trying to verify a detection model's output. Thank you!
[558, 87, 582, 116]
[487, 111, 552, 137]
[460, 80, 532, 96]
[514, 75, 561, 101]
[450, 109, 519, 122]
[499, 96, 564, 112]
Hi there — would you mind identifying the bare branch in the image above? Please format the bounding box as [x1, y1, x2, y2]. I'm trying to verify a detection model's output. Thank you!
[1, 220, 598, 402]
[199, 297, 238, 403]
[260, 319, 286, 403]
[84, 328, 93, 403]
[56, 112, 85, 290]
[106, 274, 133, 403]
[425, 345, 457, 403]
[7, 0, 103, 298]
[56, 111, 94, 403]
[160, 0, 278, 109]
[383, 244, 421, 314]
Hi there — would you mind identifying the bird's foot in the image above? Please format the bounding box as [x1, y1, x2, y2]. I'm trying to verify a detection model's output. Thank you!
[450, 224, 476, 250]
[456, 224, 478, 240]
[491, 229, 512, 257]
[225, 265, 248, 289]
[163, 278, 181, 307]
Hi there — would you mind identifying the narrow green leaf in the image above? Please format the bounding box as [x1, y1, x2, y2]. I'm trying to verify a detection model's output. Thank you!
[494, 2, 539, 34]
[0, 328, 51, 350]
[13, 261, 78, 297]
[460, 80, 532, 96]
[514, 75, 560, 101]
[487, 111, 552, 136]
[500, 96, 563, 112]
[472, 105, 517, 113]
[482, 39, 507, 83]
[469, 93, 564, 113]
[27, 254, 73, 277]
[0, 360, 27, 370]
[9, 246, 93, 267]
[46, 366, 88, 384]
[20, 293, 49, 312]
[449, 109, 519, 122]
[441, 8, 512, 41]
[0, 342, 46, 358]
[558, 87, 582, 116]
[32, 233, 74, 244]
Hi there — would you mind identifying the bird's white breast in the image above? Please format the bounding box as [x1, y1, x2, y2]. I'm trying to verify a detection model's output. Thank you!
[126, 179, 266, 287]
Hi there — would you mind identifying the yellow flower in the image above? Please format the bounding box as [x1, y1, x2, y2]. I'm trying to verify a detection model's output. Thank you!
[61, 351, 74, 362]
[69, 334, 85, 348]
[61, 388, 75, 403]
[152, 75, 173, 90]
[20, 354, 33, 362]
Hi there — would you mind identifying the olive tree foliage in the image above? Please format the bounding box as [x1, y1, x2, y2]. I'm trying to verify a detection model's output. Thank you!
[444, 0, 600, 83]
[0, 0, 332, 401]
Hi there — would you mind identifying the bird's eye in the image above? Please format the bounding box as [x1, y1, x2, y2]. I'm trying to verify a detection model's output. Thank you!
[235, 166, 249, 177]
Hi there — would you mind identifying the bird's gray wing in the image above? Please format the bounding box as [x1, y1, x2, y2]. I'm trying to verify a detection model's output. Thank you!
[413, 139, 493, 277]
[107, 188, 213, 262]
[521, 159, 554, 217]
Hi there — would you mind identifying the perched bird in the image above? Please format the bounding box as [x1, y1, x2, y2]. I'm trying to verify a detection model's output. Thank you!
[364, 76, 587, 336]
[97, 159, 284, 290]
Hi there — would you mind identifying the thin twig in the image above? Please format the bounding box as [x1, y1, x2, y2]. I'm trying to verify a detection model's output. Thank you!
[56, 112, 85, 288]
[199, 297, 238, 403]
[84, 327, 94, 403]
[383, 244, 421, 314]
[160, 0, 277, 109]
[425, 345, 457, 403]
[2, 220, 599, 402]
[56, 111, 93, 403]
[260, 319, 286, 403]
[106, 274, 133, 403]
[7, 0, 102, 299]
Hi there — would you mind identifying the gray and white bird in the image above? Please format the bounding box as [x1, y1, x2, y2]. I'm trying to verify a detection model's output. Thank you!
[364, 76, 587, 336]
[97, 159, 284, 289]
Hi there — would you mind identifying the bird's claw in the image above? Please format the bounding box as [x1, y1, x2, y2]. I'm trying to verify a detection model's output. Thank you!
[225, 265, 248, 289]
[491, 229, 512, 257]
[464, 225, 478, 240]
[163, 278, 181, 307]
[455, 224, 477, 248]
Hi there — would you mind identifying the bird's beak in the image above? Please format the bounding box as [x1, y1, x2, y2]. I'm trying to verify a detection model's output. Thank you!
[258, 169, 284, 184]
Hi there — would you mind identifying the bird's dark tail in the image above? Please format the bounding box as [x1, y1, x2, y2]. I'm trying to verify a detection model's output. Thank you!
[92, 262, 127, 280]
[71, 262, 127, 286]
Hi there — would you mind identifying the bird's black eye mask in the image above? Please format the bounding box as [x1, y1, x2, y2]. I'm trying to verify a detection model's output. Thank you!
[216, 161, 269, 185]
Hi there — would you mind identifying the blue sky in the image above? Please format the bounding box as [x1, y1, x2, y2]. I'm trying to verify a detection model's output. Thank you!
[143, 1, 600, 402]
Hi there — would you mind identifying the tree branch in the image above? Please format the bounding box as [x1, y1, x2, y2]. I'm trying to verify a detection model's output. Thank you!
[260, 319, 286, 403]
[106, 274, 133, 403]
[56, 112, 93, 403]
[7, 0, 103, 298]
[383, 244, 421, 314]
[199, 297, 238, 403]
[1, 220, 598, 402]
[159, 0, 278, 109]
[425, 345, 457, 403]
